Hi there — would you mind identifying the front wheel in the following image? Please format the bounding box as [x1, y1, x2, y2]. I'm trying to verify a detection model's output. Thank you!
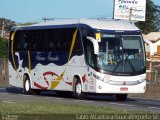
[116, 94, 128, 101]
[74, 79, 86, 99]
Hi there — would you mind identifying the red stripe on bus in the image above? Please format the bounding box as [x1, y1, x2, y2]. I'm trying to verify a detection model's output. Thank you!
[65, 82, 72, 86]
[82, 74, 86, 83]
[43, 71, 59, 77]
[34, 82, 47, 90]
[44, 77, 49, 86]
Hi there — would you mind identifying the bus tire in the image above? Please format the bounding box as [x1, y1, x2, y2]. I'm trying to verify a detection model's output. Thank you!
[23, 76, 33, 95]
[116, 94, 128, 101]
[74, 79, 85, 99]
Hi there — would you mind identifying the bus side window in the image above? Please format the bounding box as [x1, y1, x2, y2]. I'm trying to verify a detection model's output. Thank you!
[25, 32, 33, 51]
[23, 34, 28, 50]
[49, 40, 55, 50]
[66, 29, 74, 51]
[14, 31, 25, 51]
[73, 29, 82, 54]
[47, 31, 55, 51]
[56, 28, 74, 51]
[56, 30, 64, 50]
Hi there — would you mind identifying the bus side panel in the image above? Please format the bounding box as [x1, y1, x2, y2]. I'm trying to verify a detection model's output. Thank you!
[8, 51, 29, 88]
[8, 60, 17, 87]
[8, 37, 17, 87]
[82, 67, 102, 93]
[66, 55, 86, 92]
[30, 64, 73, 91]
[29, 54, 87, 92]
[28, 51, 83, 91]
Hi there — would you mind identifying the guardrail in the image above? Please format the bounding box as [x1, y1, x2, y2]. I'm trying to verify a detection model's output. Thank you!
[146, 59, 160, 83]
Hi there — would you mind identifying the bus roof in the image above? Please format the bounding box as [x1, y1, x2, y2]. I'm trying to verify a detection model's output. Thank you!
[12, 18, 140, 31]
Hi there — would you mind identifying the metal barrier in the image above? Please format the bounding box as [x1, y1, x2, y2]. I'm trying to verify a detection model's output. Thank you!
[146, 60, 160, 83]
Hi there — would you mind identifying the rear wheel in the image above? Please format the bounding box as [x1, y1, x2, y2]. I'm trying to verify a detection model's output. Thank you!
[74, 79, 85, 99]
[24, 76, 33, 95]
[116, 94, 128, 101]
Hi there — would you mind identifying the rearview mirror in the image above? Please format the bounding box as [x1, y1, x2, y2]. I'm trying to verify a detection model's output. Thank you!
[86, 36, 99, 55]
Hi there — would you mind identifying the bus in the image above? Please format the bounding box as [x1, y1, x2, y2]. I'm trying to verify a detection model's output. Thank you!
[8, 19, 146, 101]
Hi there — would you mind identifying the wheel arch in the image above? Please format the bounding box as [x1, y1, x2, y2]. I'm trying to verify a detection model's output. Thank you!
[72, 74, 83, 92]
[23, 72, 32, 88]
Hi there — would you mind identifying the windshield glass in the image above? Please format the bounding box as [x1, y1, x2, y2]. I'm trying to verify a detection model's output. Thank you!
[97, 34, 145, 73]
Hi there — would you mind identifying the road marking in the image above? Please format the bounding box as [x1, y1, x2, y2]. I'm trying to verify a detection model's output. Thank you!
[76, 100, 94, 102]
[0, 93, 9, 95]
[17, 94, 30, 97]
[108, 102, 135, 107]
[84, 100, 95, 103]
[75, 100, 86, 102]
[54, 98, 62, 100]
[149, 107, 160, 110]
[2, 101, 15, 104]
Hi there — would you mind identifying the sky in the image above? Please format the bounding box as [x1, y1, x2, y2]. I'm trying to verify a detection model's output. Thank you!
[0, 0, 159, 23]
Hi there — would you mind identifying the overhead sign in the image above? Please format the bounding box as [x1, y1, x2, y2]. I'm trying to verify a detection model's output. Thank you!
[114, 0, 146, 21]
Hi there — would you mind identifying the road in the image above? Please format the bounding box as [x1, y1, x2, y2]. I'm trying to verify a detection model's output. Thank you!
[0, 87, 160, 113]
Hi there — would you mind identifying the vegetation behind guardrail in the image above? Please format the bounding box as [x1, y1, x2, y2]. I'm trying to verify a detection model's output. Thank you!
[0, 58, 8, 86]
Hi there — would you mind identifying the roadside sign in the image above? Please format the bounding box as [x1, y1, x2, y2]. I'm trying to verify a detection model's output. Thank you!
[114, 0, 146, 21]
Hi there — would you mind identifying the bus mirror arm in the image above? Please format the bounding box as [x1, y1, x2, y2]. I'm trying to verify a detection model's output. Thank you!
[86, 36, 99, 55]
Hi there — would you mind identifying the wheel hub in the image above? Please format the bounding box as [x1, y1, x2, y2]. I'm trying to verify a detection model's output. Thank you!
[25, 80, 30, 92]
[76, 83, 82, 95]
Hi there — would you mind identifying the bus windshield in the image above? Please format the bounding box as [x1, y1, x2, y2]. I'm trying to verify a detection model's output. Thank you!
[97, 34, 145, 73]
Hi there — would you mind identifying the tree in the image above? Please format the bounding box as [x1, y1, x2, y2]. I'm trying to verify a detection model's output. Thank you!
[0, 18, 16, 32]
[17, 22, 37, 26]
[135, 0, 160, 34]
[0, 37, 8, 58]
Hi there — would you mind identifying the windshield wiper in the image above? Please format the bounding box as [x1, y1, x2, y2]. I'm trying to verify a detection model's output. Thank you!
[113, 54, 136, 73]
[124, 56, 136, 72]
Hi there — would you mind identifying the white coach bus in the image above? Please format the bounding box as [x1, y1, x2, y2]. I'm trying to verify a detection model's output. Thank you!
[8, 19, 146, 101]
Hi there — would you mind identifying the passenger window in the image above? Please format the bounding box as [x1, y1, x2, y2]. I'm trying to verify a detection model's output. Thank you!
[14, 31, 26, 51]
[73, 29, 82, 53]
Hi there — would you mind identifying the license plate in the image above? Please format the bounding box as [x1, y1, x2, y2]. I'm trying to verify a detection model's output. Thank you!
[120, 87, 128, 91]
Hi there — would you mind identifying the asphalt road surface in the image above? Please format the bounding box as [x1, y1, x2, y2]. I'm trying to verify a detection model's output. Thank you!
[0, 87, 160, 113]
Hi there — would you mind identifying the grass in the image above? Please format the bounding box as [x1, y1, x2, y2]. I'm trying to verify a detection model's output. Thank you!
[0, 101, 158, 120]
[0, 101, 117, 114]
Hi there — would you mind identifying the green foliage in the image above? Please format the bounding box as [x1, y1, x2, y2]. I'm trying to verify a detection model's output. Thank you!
[18, 22, 37, 26]
[0, 37, 8, 58]
[0, 101, 154, 114]
[135, 0, 160, 34]
[0, 18, 16, 32]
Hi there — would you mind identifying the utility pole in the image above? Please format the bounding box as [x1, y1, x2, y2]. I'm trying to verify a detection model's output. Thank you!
[1, 20, 5, 38]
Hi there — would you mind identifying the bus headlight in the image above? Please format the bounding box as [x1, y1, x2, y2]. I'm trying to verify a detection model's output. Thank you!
[93, 74, 110, 83]
[138, 79, 145, 83]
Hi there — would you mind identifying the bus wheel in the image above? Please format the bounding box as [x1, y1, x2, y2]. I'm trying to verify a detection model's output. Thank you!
[74, 79, 85, 99]
[116, 94, 128, 101]
[24, 77, 33, 95]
